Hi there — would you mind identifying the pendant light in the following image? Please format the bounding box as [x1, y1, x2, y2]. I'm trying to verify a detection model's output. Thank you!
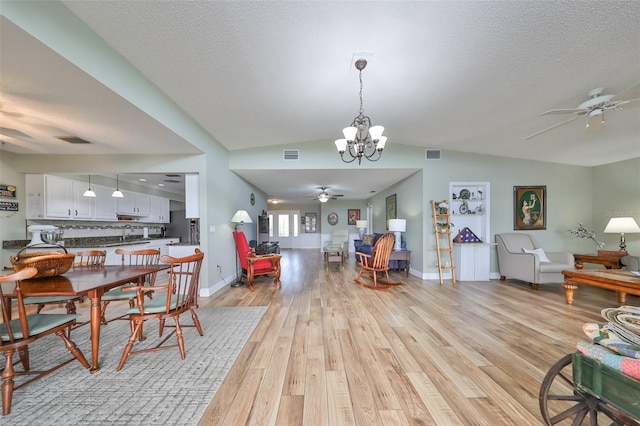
[83, 175, 96, 197]
[112, 174, 124, 198]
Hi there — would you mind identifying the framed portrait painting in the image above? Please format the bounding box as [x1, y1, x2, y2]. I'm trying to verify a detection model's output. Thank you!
[514, 186, 546, 230]
[347, 209, 360, 225]
[386, 194, 397, 227]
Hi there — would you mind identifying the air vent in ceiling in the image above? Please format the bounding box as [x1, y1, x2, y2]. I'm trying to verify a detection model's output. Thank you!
[165, 174, 181, 177]
[283, 149, 299, 161]
[425, 149, 441, 160]
[57, 136, 92, 144]
[164, 179, 181, 183]
[0, 127, 31, 138]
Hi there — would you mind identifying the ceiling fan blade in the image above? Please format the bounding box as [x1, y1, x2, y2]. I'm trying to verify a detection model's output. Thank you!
[524, 115, 580, 140]
[540, 108, 587, 116]
[611, 97, 640, 109]
[610, 83, 640, 103]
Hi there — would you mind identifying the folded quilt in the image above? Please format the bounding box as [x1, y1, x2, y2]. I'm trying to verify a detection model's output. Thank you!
[583, 323, 640, 358]
[576, 341, 640, 381]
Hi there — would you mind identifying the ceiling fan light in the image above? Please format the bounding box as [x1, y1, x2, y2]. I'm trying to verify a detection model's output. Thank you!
[319, 197, 329, 203]
[369, 125, 384, 140]
[342, 127, 358, 141]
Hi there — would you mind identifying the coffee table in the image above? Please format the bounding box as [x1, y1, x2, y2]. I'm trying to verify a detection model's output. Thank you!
[573, 250, 625, 270]
[562, 269, 640, 305]
[323, 247, 344, 267]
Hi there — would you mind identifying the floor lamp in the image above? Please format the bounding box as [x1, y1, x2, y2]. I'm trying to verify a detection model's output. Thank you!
[231, 210, 253, 287]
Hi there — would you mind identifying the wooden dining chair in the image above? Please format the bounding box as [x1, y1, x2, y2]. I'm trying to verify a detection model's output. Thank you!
[116, 249, 204, 371]
[73, 250, 107, 267]
[354, 232, 401, 290]
[0, 267, 90, 415]
[100, 248, 160, 325]
[23, 250, 106, 315]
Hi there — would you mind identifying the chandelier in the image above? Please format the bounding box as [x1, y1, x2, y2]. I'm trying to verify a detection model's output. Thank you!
[335, 59, 387, 164]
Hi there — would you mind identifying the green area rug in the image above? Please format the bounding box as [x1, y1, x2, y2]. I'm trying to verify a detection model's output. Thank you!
[5, 305, 267, 425]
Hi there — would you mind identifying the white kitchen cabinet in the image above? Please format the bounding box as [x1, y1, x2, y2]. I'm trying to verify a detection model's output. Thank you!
[453, 243, 491, 281]
[117, 191, 150, 216]
[147, 196, 170, 223]
[26, 174, 94, 219]
[94, 185, 118, 220]
[45, 175, 74, 218]
[72, 180, 95, 219]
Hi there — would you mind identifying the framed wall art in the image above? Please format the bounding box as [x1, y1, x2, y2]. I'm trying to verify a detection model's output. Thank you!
[386, 194, 397, 227]
[514, 186, 546, 230]
[304, 213, 317, 233]
[347, 209, 360, 225]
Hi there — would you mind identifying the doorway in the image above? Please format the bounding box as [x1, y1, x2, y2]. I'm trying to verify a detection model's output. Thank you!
[269, 210, 300, 249]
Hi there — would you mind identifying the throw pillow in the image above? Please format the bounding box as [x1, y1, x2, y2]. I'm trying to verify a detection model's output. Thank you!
[362, 234, 375, 246]
[523, 247, 551, 263]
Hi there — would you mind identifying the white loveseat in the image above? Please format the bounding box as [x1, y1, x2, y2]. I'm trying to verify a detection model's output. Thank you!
[496, 233, 574, 289]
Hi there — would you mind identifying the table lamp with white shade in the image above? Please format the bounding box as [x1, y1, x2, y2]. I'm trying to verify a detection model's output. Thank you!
[231, 210, 253, 287]
[603, 217, 640, 251]
[388, 219, 406, 251]
[356, 220, 368, 240]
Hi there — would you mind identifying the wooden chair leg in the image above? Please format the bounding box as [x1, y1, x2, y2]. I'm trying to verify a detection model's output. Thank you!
[174, 318, 186, 359]
[2, 349, 16, 416]
[100, 300, 110, 325]
[118, 321, 143, 371]
[56, 329, 90, 369]
[17, 347, 29, 371]
[190, 309, 204, 336]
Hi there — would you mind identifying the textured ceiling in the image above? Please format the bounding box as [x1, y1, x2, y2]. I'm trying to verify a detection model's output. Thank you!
[1, 1, 639, 203]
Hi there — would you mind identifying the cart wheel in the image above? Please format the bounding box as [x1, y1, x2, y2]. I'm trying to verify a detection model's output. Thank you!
[539, 353, 638, 425]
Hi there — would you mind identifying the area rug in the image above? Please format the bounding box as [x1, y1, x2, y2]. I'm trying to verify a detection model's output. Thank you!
[4, 305, 267, 425]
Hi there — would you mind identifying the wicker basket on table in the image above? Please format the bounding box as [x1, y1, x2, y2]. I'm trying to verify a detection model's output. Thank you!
[10, 245, 76, 279]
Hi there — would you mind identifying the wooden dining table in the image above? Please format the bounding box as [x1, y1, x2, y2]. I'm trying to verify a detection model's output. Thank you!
[11, 264, 169, 372]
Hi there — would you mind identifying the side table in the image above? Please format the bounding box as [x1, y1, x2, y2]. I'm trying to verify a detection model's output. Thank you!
[324, 248, 344, 267]
[573, 250, 625, 270]
[389, 250, 411, 277]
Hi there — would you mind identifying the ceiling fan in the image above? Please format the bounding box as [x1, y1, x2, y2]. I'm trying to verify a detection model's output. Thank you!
[306, 186, 344, 203]
[525, 83, 640, 140]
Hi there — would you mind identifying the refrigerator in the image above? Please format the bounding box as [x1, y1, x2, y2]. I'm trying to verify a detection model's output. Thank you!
[166, 210, 200, 245]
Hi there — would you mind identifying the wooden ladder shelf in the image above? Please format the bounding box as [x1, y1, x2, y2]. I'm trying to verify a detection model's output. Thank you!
[430, 200, 456, 285]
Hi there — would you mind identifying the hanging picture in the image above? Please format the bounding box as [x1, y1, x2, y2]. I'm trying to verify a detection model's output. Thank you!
[386, 194, 397, 228]
[347, 209, 360, 225]
[514, 186, 546, 230]
[304, 213, 317, 233]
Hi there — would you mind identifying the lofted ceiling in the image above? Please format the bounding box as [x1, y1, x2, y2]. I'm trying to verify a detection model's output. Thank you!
[1, 1, 639, 204]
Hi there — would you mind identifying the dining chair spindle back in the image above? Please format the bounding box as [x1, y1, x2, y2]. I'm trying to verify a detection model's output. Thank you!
[116, 249, 204, 371]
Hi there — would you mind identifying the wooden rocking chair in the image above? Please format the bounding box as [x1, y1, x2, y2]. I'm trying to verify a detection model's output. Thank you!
[354, 232, 402, 290]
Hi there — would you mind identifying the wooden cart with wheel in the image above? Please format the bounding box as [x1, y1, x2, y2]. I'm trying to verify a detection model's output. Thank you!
[539, 351, 640, 425]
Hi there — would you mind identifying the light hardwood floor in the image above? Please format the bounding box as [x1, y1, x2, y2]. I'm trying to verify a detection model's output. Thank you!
[198, 249, 637, 425]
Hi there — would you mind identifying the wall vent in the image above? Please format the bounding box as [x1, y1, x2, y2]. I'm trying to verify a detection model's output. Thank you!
[283, 149, 299, 161]
[57, 136, 92, 144]
[425, 149, 441, 160]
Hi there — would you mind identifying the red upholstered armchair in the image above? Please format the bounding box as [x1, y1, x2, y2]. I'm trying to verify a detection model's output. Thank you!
[233, 230, 282, 291]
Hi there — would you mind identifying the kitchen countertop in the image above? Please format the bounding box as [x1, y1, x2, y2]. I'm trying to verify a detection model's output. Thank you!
[2, 236, 180, 250]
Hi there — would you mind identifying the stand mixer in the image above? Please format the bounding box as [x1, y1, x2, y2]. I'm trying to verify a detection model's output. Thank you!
[27, 225, 63, 246]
